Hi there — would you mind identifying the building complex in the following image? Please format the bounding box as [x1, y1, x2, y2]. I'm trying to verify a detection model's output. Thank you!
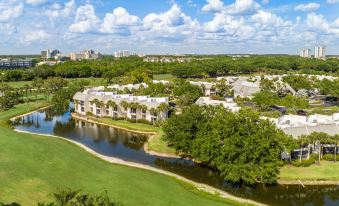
[73, 87, 169, 123]
[0, 59, 34, 69]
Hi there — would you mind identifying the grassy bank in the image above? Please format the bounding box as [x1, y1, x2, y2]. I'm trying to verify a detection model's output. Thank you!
[0, 103, 241, 206]
[279, 161, 339, 181]
[83, 116, 177, 155]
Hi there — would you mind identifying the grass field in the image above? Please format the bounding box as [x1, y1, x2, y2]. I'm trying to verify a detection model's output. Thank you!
[0, 103, 241, 206]
[92, 117, 177, 155]
[153, 74, 176, 82]
[279, 161, 339, 181]
[5, 78, 107, 88]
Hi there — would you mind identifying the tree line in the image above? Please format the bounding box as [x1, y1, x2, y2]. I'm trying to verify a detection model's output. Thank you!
[1, 56, 338, 82]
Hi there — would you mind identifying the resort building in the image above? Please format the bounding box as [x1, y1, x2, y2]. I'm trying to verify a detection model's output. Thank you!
[263, 114, 339, 138]
[189, 81, 216, 96]
[195, 97, 240, 112]
[232, 77, 261, 98]
[0, 59, 34, 69]
[73, 90, 169, 123]
[70, 50, 102, 61]
[106, 83, 148, 92]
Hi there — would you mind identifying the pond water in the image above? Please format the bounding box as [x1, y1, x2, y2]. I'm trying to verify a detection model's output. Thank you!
[13, 106, 339, 206]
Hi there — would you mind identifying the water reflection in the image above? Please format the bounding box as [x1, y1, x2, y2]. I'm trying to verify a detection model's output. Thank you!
[13, 106, 339, 206]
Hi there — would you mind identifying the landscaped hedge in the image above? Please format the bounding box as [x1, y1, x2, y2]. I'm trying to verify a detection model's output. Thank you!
[291, 157, 316, 167]
[323, 154, 335, 161]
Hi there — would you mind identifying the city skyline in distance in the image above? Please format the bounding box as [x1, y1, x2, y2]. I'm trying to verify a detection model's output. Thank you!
[0, 0, 339, 55]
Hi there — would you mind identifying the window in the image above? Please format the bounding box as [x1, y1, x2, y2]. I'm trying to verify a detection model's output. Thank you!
[131, 108, 137, 114]
[96, 109, 101, 114]
[81, 107, 84, 112]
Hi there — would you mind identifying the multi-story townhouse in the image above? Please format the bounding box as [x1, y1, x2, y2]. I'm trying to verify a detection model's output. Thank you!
[189, 81, 217, 96]
[195, 97, 240, 112]
[73, 91, 169, 123]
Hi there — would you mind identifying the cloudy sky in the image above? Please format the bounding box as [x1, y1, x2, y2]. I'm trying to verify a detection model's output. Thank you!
[1, 0, 339, 55]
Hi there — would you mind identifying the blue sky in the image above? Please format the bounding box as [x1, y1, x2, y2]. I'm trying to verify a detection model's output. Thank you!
[0, 0, 339, 55]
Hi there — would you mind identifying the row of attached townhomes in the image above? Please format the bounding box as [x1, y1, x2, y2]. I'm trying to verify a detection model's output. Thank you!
[73, 86, 169, 123]
[261, 113, 339, 138]
[195, 97, 241, 112]
[190, 75, 296, 98]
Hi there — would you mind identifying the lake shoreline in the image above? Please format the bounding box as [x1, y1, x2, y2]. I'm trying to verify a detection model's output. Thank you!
[71, 113, 181, 159]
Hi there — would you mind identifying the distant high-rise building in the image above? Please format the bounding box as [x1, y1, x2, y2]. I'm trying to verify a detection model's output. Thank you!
[300, 48, 312, 58]
[314, 46, 326, 60]
[41, 49, 61, 59]
[114, 50, 133, 58]
[69, 50, 102, 60]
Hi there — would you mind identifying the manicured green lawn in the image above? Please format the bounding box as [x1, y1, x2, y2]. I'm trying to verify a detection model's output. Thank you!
[94, 117, 177, 155]
[153, 74, 176, 82]
[5, 78, 107, 88]
[97, 117, 161, 133]
[147, 130, 177, 155]
[0, 103, 240, 206]
[279, 161, 339, 181]
[6, 81, 32, 88]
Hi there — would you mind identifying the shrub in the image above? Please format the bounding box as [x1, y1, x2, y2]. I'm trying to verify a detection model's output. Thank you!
[277, 160, 285, 167]
[291, 160, 302, 167]
[323, 154, 335, 161]
[86, 111, 93, 116]
[291, 157, 315, 167]
[112, 117, 125, 121]
[301, 157, 315, 167]
[136, 119, 153, 125]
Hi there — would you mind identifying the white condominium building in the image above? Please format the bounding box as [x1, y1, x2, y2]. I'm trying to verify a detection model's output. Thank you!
[314, 46, 326, 60]
[300, 48, 312, 58]
[195, 97, 240, 112]
[73, 90, 169, 123]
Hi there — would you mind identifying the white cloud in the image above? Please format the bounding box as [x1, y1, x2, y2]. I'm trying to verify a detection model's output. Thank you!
[251, 10, 292, 27]
[294, 3, 320, 12]
[225, 0, 260, 15]
[143, 4, 199, 35]
[326, 0, 339, 4]
[201, 0, 224, 12]
[100, 7, 140, 34]
[45, 0, 75, 19]
[69, 4, 99, 33]
[25, 0, 47, 6]
[203, 12, 255, 39]
[261, 0, 269, 4]
[306, 13, 329, 32]
[0, 3, 23, 22]
[21, 30, 49, 43]
[0, 23, 16, 35]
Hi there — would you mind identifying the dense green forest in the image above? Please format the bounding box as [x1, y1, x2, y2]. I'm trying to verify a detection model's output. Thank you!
[1, 56, 338, 82]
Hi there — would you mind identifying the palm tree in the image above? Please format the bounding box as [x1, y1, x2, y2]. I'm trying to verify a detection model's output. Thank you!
[308, 132, 330, 164]
[107, 100, 117, 117]
[120, 101, 129, 120]
[297, 135, 309, 163]
[156, 102, 169, 119]
[22, 84, 31, 111]
[90, 98, 103, 116]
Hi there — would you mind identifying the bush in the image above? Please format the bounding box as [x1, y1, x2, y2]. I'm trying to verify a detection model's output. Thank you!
[277, 160, 285, 167]
[323, 154, 335, 161]
[136, 119, 153, 125]
[291, 160, 302, 167]
[301, 157, 315, 167]
[112, 117, 125, 121]
[86, 111, 93, 116]
[291, 157, 315, 167]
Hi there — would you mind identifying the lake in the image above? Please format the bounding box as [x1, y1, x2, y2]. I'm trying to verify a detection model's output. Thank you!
[13, 106, 339, 206]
